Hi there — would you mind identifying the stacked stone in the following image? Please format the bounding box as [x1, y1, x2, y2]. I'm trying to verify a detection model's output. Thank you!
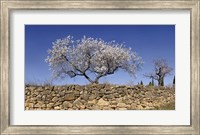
[25, 84, 175, 110]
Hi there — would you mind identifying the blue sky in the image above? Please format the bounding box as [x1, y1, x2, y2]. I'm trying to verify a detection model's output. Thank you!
[25, 25, 175, 86]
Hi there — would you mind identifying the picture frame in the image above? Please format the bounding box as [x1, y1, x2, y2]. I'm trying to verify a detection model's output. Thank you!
[1, 0, 199, 134]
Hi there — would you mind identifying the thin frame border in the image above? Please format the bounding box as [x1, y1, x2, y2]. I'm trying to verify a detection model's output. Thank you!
[0, 0, 199, 134]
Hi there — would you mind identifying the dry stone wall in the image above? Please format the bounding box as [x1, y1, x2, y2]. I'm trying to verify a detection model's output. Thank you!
[25, 84, 175, 110]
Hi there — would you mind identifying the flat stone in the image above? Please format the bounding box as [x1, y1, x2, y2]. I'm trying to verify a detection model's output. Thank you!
[73, 99, 84, 109]
[54, 102, 62, 106]
[26, 91, 31, 96]
[97, 98, 110, 106]
[79, 105, 86, 109]
[36, 95, 42, 101]
[136, 105, 144, 110]
[52, 97, 58, 102]
[59, 91, 65, 96]
[47, 103, 54, 108]
[54, 106, 60, 110]
[64, 94, 75, 101]
[63, 101, 73, 108]
[103, 107, 113, 110]
[74, 90, 80, 96]
[117, 103, 127, 108]
[42, 95, 46, 101]
[88, 94, 96, 100]
[92, 105, 101, 110]
[80, 94, 89, 100]
[28, 103, 34, 108]
[34, 102, 44, 108]
[110, 105, 117, 109]
[116, 98, 123, 103]
[110, 101, 117, 105]
[130, 103, 137, 109]
[88, 99, 96, 104]
[103, 95, 114, 99]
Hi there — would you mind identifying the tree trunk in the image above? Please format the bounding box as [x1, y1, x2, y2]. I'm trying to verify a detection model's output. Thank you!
[92, 81, 99, 84]
[83, 73, 94, 84]
[161, 77, 164, 86]
[158, 76, 164, 86]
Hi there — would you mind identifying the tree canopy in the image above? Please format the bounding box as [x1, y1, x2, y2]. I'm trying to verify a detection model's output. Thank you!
[45, 36, 143, 84]
[145, 58, 172, 86]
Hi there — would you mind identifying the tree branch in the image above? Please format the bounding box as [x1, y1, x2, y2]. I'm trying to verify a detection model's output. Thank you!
[62, 55, 84, 74]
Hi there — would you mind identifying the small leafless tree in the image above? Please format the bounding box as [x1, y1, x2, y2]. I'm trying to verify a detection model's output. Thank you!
[145, 58, 172, 86]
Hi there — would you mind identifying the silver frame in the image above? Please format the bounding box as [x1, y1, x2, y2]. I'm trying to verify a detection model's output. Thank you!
[1, 0, 199, 134]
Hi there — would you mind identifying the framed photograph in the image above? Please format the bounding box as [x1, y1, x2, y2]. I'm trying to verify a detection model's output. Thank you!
[1, 0, 199, 134]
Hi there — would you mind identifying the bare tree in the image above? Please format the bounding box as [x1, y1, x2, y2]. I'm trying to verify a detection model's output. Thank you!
[45, 35, 143, 84]
[145, 58, 172, 86]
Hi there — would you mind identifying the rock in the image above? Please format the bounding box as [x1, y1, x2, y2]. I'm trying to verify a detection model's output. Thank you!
[97, 98, 110, 106]
[74, 90, 80, 96]
[118, 108, 127, 110]
[116, 98, 123, 103]
[114, 93, 120, 98]
[56, 94, 61, 97]
[34, 102, 44, 108]
[28, 103, 34, 108]
[47, 103, 54, 108]
[80, 91, 84, 94]
[42, 95, 46, 101]
[54, 106, 60, 110]
[65, 91, 73, 94]
[100, 89, 106, 94]
[104, 91, 113, 95]
[88, 99, 96, 104]
[75, 85, 83, 91]
[117, 103, 127, 108]
[73, 99, 84, 109]
[29, 86, 37, 91]
[63, 101, 73, 108]
[110, 101, 117, 105]
[80, 94, 89, 100]
[103, 107, 113, 110]
[58, 97, 65, 102]
[46, 95, 52, 100]
[147, 102, 153, 107]
[49, 86, 54, 91]
[52, 97, 58, 102]
[36, 95, 42, 101]
[130, 103, 137, 109]
[103, 95, 114, 99]
[116, 85, 126, 88]
[42, 90, 50, 95]
[79, 105, 86, 109]
[88, 94, 96, 100]
[54, 102, 62, 106]
[59, 91, 65, 96]
[26, 91, 31, 96]
[64, 94, 75, 101]
[137, 105, 144, 110]
[133, 93, 139, 98]
[110, 105, 117, 109]
[92, 105, 101, 110]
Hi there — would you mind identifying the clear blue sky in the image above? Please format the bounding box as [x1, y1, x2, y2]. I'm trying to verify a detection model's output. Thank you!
[25, 25, 175, 86]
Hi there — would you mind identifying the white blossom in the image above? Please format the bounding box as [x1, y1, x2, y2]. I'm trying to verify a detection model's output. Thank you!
[45, 35, 143, 84]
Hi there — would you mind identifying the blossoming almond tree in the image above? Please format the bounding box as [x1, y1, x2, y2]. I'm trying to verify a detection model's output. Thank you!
[45, 36, 143, 84]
